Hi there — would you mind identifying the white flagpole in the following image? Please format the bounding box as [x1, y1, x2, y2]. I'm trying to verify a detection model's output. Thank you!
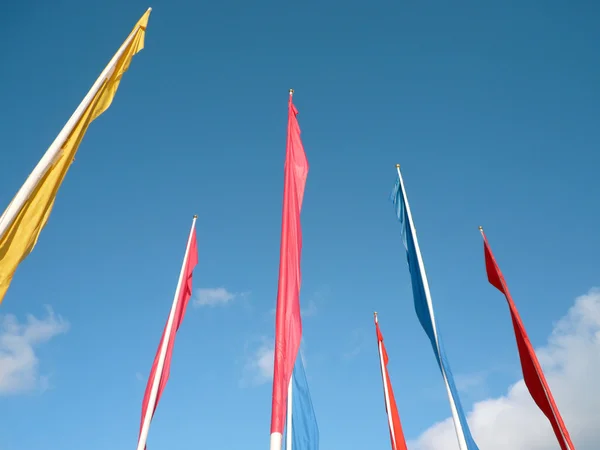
[285, 378, 293, 450]
[0, 8, 151, 237]
[136, 215, 197, 450]
[395, 165, 468, 450]
[374, 313, 397, 447]
[478, 227, 573, 450]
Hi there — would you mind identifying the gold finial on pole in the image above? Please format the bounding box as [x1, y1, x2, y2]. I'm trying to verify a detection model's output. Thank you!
[478, 225, 483, 231]
[374, 311, 378, 318]
[193, 215, 198, 219]
[289, 88, 294, 94]
[395, 163, 400, 168]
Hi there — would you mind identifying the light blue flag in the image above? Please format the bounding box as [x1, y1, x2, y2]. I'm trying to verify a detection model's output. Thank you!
[283, 353, 319, 450]
[390, 173, 479, 450]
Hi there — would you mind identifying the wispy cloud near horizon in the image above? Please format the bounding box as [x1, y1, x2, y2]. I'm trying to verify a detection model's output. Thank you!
[241, 340, 274, 387]
[0, 307, 69, 395]
[193, 287, 241, 307]
[343, 328, 368, 360]
[241, 338, 311, 388]
[410, 288, 600, 450]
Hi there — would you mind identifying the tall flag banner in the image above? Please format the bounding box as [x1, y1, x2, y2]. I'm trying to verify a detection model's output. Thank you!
[0, 8, 151, 305]
[137, 217, 199, 450]
[374, 313, 408, 450]
[480, 227, 575, 450]
[390, 165, 479, 450]
[283, 354, 319, 450]
[269, 89, 310, 450]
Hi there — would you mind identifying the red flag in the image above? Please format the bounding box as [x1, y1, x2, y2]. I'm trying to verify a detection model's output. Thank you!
[269, 90, 309, 449]
[480, 228, 575, 450]
[375, 314, 408, 450]
[138, 221, 199, 450]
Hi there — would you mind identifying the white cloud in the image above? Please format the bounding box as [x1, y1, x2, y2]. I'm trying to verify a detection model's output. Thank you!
[242, 341, 274, 387]
[241, 339, 309, 387]
[301, 300, 318, 318]
[193, 287, 237, 307]
[0, 307, 69, 395]
[454, 372, 487, 392]
[453, 370, 494, 399]
[410, 288, 600, 450]
[343, 328, 367, 360]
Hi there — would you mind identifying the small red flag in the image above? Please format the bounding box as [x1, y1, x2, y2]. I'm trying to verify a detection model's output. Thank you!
[375, 314, 408, 450]
[138, 222, 199, 449]
[480, 228, 575, 450]
[269, 90, 309, 449]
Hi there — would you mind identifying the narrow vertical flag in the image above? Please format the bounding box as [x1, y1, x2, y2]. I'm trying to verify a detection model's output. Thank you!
[0, 9, 151, 305]
[269, 89, 309, 450]
[374, 313, 408, 450]
[480, 227, 575, 450]
[390, 166, 479, 450]
[137, 218, 199, 450]
[284, 354, 319, 450]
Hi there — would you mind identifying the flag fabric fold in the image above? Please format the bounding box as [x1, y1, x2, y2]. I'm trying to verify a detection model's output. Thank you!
[481, 229, 575, 450]
[284, 353, 319, 450]
[0, 9, 151, 305]
[138, 221, 199, 450]
[269, 91, 310, 450]
[390, 171, 479, 450]
[374, 314, 408, 450]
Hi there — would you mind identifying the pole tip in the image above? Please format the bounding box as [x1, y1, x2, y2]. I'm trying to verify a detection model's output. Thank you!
[478, 225, 483, 231]
[147, 7, 152, 12]
[395, 163, 400, 168]
[374, 311, 378, 317]
[193, 214, 198, 219]
[289, 88, 294, 94]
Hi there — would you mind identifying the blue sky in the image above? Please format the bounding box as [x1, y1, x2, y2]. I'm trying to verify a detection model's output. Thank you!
[0, 0, 599, 449]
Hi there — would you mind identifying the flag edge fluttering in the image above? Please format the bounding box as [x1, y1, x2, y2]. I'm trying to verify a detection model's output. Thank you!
[269, 91, 309, 450]
[480, 227, 575, 450]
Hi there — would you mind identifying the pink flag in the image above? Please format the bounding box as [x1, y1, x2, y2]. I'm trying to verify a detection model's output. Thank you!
[138, 221, 199, 449]
[269, 90, 309, 449]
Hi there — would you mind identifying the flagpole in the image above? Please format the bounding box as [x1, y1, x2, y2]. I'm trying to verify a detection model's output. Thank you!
[394, 164, 468, 450]
[270, 87, 308, 450]
[286, 379, 293, 450]
[0, 8, 151, 236]
[286, 91, 296, 450]
[374, 312, 397, 446]
[136, 215, 197, 450]
[478, 226, 574, 450]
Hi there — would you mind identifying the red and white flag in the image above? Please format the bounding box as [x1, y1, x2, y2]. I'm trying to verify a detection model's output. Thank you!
[374, 313, 408, 450]
[137, 217, 199, 450]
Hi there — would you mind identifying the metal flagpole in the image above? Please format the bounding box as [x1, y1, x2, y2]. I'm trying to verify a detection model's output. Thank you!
[286, 378, 293, 450]
[136, 215, 197, 450]
[0, 8, 151, 236]
[478, 226, 574, 450]
[395, 164, 468, 450]
[375, 312, 398, 447]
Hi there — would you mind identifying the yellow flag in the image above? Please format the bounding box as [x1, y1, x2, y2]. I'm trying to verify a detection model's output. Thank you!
[0, 9, 151, 304]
